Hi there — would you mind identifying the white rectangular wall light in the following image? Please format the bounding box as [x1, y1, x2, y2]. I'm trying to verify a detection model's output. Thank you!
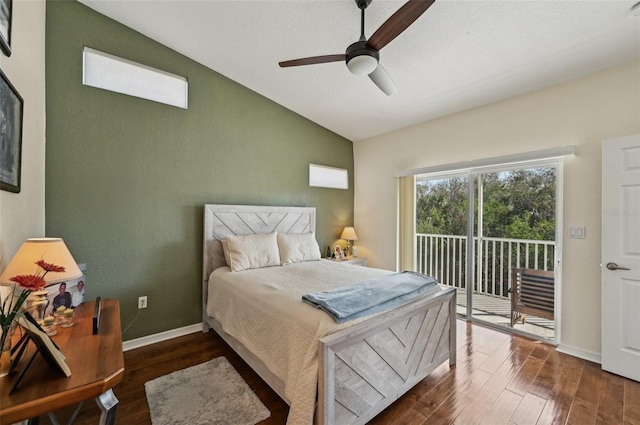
[309, 164, 349, 189]
[82, 47, 188, 109]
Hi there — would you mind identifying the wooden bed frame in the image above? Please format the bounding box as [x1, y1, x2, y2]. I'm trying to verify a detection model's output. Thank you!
[202, 204, 456, 425]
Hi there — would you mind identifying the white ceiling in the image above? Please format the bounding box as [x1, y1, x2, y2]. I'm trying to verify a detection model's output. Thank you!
[78, 0, 640, 142]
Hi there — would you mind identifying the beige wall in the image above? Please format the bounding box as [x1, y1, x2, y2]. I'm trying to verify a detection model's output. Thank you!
[0, 0, 46, 268]
[353, 60, 640, 359]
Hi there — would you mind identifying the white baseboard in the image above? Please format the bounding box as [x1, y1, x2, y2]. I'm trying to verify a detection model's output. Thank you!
[123, 322, 203, 352]
[556, 343, 602, 364]
[121, 323, 604, 367]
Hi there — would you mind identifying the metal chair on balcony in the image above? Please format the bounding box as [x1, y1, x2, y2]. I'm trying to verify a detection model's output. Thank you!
[510, 268, 555, 326]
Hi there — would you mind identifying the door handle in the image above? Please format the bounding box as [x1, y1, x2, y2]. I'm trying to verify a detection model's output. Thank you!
[606, 262, 630, 271]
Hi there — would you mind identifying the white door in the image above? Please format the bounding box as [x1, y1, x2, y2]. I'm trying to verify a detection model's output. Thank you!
[602, 134, 640, 381]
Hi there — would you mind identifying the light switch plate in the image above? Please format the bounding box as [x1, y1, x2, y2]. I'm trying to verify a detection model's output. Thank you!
[568, 226, 586, 239]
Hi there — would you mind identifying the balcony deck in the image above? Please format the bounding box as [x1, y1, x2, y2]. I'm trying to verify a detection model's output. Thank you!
[418, 233, 556, 340]
[452, 288, 555, 340]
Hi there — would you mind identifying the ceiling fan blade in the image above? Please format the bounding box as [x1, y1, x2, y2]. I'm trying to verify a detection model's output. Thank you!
[367, 0, 435, 51]
[368, 63, 396, 96]
[279, 54, 346, 68]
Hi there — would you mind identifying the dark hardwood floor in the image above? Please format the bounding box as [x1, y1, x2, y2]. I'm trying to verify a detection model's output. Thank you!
[39, 320, 640, 425]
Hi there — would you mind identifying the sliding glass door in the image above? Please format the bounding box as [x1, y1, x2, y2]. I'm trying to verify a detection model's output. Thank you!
[415, 164, 558, 341]
[415, 175, 470, 316]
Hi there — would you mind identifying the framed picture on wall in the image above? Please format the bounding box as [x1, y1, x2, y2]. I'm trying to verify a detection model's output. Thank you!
[0, 66, 23, 193]
[0, 0, 11, 56]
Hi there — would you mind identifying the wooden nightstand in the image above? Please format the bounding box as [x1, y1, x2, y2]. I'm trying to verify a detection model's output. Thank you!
[329, 257, 367, 267]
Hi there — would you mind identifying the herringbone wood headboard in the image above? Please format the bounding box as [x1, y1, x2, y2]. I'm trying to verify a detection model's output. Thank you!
[202, 203, 316, 282]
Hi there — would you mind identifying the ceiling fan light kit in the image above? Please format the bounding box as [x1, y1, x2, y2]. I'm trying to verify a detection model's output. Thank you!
[346, 41, 379, 75]
[278, 0, 435, 95]
[346, 55, 378, 75]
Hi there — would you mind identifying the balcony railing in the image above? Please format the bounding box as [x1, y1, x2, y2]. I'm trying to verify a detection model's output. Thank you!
[416, 233, 555, 299]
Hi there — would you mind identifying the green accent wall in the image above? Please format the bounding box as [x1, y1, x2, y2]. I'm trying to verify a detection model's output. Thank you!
[45, 1, 354, 340]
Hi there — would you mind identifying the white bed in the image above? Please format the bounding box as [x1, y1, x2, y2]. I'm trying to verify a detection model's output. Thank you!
[202, 204, 456, 425]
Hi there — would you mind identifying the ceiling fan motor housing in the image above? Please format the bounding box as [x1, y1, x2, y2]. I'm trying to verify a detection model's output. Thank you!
[346, 41, 379, 75]
[356, 0, 373, 10]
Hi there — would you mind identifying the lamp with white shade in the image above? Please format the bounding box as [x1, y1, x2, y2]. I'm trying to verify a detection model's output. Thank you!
[340, 227, 359, 257]
[0, 238, 83, 322]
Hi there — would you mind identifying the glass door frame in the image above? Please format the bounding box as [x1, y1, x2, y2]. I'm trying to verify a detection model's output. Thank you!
[418, 159, 564, 344]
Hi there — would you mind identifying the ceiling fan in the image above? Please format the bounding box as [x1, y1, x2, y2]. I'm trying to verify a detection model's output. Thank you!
[279, 0, 435, 96]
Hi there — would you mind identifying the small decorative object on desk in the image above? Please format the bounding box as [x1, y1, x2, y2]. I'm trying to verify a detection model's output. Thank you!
[14, 312, 72, 381]
[60, 308, 74, 328]
[93, 297, 102, 334]
[54, 305, 67, 324]
[43, 315, 57, 336]
[26, 289, 50, 324]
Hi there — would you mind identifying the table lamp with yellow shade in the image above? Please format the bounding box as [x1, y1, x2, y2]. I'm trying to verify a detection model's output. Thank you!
[340, 226, 358, 257]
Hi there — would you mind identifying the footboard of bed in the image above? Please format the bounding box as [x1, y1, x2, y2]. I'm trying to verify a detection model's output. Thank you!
[317, 287, 456, 425]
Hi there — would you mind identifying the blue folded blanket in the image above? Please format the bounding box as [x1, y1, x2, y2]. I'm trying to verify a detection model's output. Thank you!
[302, 271, 441, 323]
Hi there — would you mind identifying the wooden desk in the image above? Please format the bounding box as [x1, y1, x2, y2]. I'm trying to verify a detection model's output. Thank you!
[0, 299, 124, 424]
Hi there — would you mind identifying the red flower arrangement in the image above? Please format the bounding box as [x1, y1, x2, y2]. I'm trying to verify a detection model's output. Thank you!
[35, 260, 66, 274]
[8, 274, 46, 291]
[8, 260, 65, 291]
[1, 260, 66, 353]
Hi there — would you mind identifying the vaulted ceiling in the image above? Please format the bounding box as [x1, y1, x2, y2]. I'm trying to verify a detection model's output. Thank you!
[79, 0, 640, 141]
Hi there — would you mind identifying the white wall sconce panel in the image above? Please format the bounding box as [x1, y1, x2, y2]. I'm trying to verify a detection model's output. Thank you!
[309, 164, 349, 189]
[82, 47, 188, 109]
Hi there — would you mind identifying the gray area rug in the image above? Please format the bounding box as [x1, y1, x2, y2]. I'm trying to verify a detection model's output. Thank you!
[145, 356, 271, 425]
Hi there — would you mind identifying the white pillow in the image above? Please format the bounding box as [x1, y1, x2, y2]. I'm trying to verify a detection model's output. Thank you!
[220, 239, 231, 267]
[277, 232, 321, 265]
[226, 232, 281, 272]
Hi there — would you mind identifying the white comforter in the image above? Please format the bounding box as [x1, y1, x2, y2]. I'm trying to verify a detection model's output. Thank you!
[206, 259, 393, 425]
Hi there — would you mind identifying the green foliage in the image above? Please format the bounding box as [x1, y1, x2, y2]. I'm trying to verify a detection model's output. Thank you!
[416, 177, 470, 235]
[416, 168, 556, 241]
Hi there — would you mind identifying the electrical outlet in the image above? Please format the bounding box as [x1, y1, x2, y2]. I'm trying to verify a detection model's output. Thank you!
[138, 296, 148, 309]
